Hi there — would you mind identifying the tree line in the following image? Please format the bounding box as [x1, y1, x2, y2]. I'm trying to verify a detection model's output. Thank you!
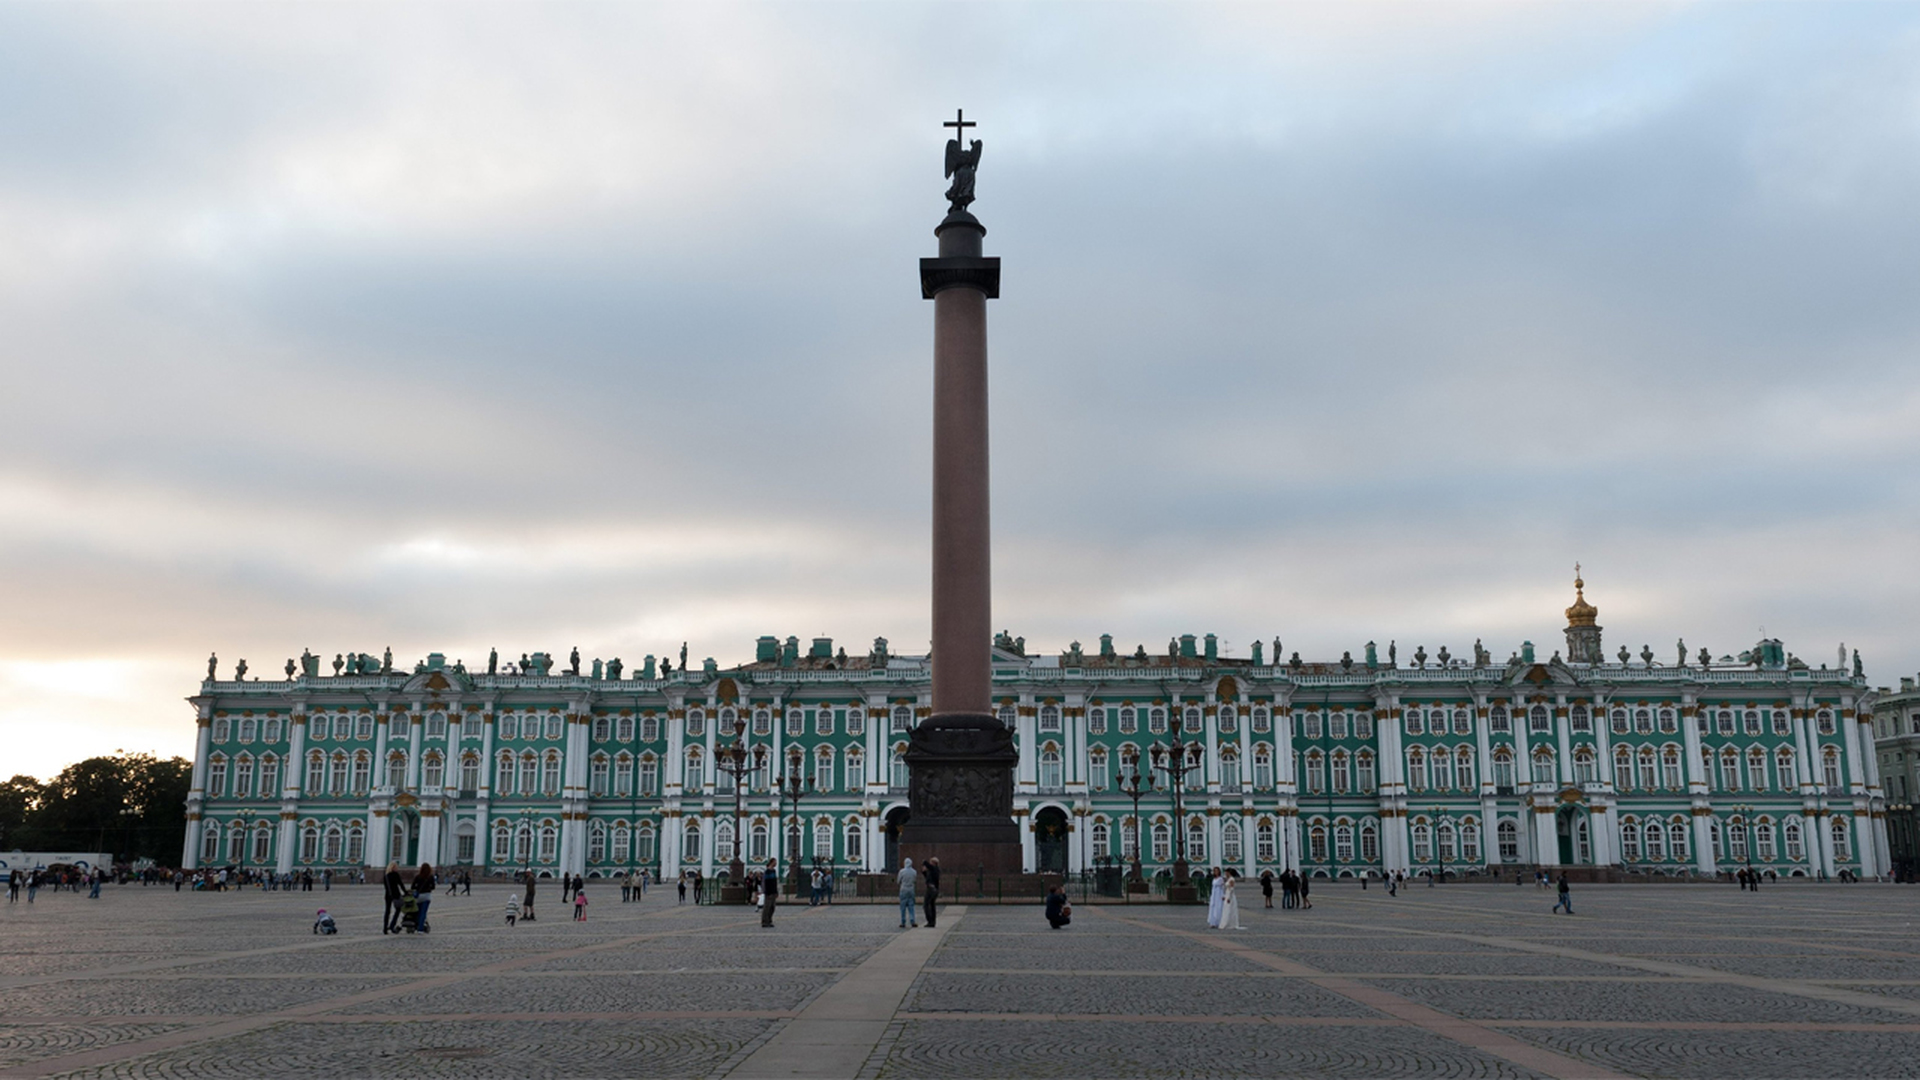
[0, 752, 191, 865]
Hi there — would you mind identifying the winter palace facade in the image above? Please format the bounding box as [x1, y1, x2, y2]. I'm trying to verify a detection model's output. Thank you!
[182, 579, 1890, 882]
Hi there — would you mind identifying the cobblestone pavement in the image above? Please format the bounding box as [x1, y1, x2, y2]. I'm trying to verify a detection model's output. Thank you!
[5, 882, 1920, 1077]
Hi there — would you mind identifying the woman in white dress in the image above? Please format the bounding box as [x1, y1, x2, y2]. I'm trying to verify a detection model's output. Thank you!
[1206, 867, 1224, 928]
[1218, 869, 1243, 930]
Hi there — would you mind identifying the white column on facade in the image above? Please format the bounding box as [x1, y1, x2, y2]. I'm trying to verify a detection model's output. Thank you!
[277, 708, 306, 874]
[183, 706, 214, 870]
[1240, 807, 1256, 879]
[1555, 696, 1573, 786]
[405, 708, 425, 789]
[476, 708, 495, 870]
[1475, 697, 1499, 868]
[1682, 698, 1715, 874]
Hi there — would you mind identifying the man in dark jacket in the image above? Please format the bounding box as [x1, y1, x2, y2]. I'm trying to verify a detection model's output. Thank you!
[760, 859, 779, 927]
[382, 862, 404, 934]
[923, 858, 941, 928]
[1044, 884, 1070, 929]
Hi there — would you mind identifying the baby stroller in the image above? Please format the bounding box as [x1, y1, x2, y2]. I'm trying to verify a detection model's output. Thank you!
[312, 909, 337, 935]
[399, 893, 421, 934]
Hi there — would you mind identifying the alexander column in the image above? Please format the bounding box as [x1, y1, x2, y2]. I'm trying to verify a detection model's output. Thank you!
[900, 111, 1023, 875]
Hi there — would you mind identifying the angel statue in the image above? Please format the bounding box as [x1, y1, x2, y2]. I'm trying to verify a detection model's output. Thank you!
[945, 135, 982, 214]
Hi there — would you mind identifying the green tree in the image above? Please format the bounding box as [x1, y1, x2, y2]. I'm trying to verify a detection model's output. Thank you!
[17, 753, 191, 863]
[0, 775, 43, 850]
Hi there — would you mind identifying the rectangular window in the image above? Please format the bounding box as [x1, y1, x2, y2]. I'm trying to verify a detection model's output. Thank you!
[815, 708, 835, 736]
[1304, 712, 1323, 739]
[1356, 713, 1374, 739]
[847, 709, 865, 736]
[787, 710, 805, 736]
[1089, 708, 1107, 734]
[1119, 707, 1138, 734]
[1330, 712, 1348, 739]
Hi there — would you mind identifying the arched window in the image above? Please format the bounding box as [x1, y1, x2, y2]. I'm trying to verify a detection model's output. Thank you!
[1493, 748, 1515, 791]
[1184, 746, 1204, 792]
[426, 712, 447, 739]
[1333, 822, 1353, 862]
[1572, 747, 1596, 785]
[1638, 747, 1657, 791]
[1461, 820, 1480, 863]
[892, 706, 912, 732]
[638, 825, 657, 864]
[1356, 749, 1376, 793]
[1529, 705, 1551, 733]
[1719, 749, 1741, 792]
[684, 748, 704, 793]
[1634, 708, 1653, 735]
[814, 819, 833, 860]
[1531, 748, 1555, 785]
[1184, 817, 1208, 862]
[1832, 817, 1852, 861]
[1658, 707, 1677, 734]
[543, 751, 562, 795]
[1621, 819, 1641, 861]
[422, 753, 444, 790]
[306, 751, 325, 794]
[1151, 822, 1172, 862]
[847, 707, 865, 736]
[1727, 818, 1749, 862]
[1755, 820, 1776, 862]
[590, 754, 610, 796]
[1252, 707, 1271, 733]
[1776, 747, 1796, 790]
[617, 716, 635, 742]
[1436, 821, 1456, 862]
[1221, 820, 1243, 863]
[639, 754, 659, 797]
[1305, 750, 1326, 794]
[497, 714, 518, 741]
[1039, 705, 1061, 733]
[891, 745, 910, 790]
[208, 754, 229, 797]
[1089, 747, 1110, 792]
[592, 717, 610, 742]
[1747, 748, 1768, 792]
[1816, 709, 1835, 735]
[1308, 824, 1328, 863]
[715, 821, 736, 863]
[1120, 707, 1139, 734]
[1662, 745, 1683, 790]
[997, 704, 1017, 728]
[1497, 819, 1518, 860]
[719, 706, 737, 732]
[1669, 820, 1689, 862]
[1404, 707, 1425, 737]
[1611, 708, 1630, 734]
[845, 820, 863, 862]
[297, 822, 318, 863]
[1218, 706, 1237, 734]
[1453, 709, 1472, 736]
[259, 754, 279, 797]
[514, 821, 533, 863]
[1149, 707, 1168, 734]
[1411, 821, 1433, 862]
[1430, 748, 1452, 791]
[1254, 745, 1275, 790]
[1644, 819, 1665, 861]
[330, 751, 351, 793]
[233, 755, 253, 798]
[1821, 747, 1841, 789]
[588, 820, 607, 864]
[1783, 819, 1804, 862]
[1613, 747, 1634, 790]
[492, 822, 511, 863]
[1258, 819, 1278, 862]
[386, 751, 406, 790]
[1570, 705, 1591, 733]
[1405, 748, 1426, 792]
[356, 714, 374, 740]
[1359, 821, 1379, 862]
[495, 751, 514, 794]
[1218, 750, 1241, 794]
[323, 824, 343, 864]
[612, 822, 631, 864]
[539, 823, 559, 862]
[750, 821, 769, 862]
[350, 751, 370, 794]
[815, 705, 835, 736]
[641, 715, 660, 742]
[1489, 705, 1510, 733]
[1039, 745, 1063, 790]
[460, 754, 480, 792]
[613, 752, 633, 796]
[816, 746, 836, 792]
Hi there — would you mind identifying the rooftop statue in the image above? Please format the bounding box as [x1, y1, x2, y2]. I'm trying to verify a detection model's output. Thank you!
[234, 658, 247, 681]
[488, 647, 498, 675]
[206, 652, 217, 681]
[333, 653, 344, 675]
[381, 647, 391, 674]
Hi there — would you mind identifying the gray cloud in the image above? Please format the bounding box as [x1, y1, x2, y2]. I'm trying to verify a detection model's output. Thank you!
[2, 2, 1917, 776]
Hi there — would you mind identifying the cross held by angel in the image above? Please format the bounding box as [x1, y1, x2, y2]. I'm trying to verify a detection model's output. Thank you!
[943, 108, 982, 213]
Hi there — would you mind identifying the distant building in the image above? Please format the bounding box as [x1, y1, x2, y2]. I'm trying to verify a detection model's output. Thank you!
[183, 577, 1887, 881]
[1872, 674, 1920, 879]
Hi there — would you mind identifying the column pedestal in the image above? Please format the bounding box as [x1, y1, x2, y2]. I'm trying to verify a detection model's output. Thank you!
[900, 717, 1022, 875]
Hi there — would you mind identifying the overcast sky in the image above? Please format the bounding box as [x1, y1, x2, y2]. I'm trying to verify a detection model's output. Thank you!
[4, 3, 1918, 779]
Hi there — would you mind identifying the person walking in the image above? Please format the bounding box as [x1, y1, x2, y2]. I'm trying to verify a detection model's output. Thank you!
[412, 863, 437, 933]
[677, 873, 687, 905]
[1298, 873, 1312, 910]
[897, 858, 919, 928]
[382, 861, 405, 934]
[573, 885, 589, 922]
[1552, 872, 1573, 915]
[760, 859, 779, 928]
[1217, 870, 1243, 930]
[522, 870, 537, 922]
[923, 857, 941, 929]
[7, 870, 18, 903]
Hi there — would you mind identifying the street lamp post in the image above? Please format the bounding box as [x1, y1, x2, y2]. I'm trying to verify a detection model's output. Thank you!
[518, 807, 533, 877]
[775, 752, 815, 897]
[1116, 758, 1152, 892]
[1730, 803, 1756, 884]
[1152, 709, 1200, 897]
[235, 807, 256, 883]
[713, 717, 754, 899]
[1431, 807, 1446, 886]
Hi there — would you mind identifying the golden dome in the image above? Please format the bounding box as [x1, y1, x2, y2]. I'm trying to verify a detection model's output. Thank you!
[1565, 567, 1598, 628]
